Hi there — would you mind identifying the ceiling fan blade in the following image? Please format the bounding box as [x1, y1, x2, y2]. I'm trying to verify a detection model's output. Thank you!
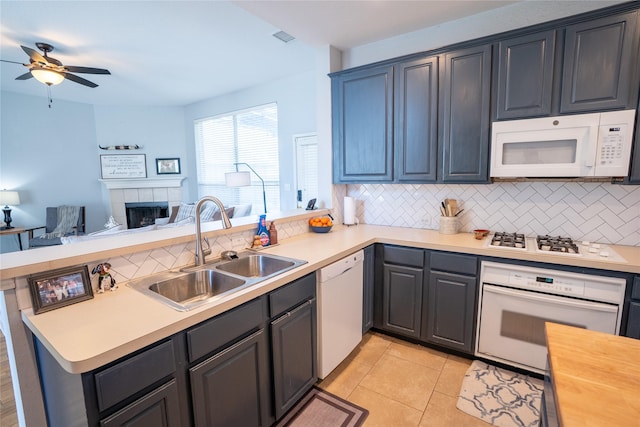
[0, 59, 27, 65]
[63, 72, 98, 88]
[21, 45, 48, 64]
[63, 65, 111, 75]
[15, 72, 33, 80]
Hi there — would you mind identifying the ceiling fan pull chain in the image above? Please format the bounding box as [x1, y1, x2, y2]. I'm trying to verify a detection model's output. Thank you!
[47, 85, 53, 108]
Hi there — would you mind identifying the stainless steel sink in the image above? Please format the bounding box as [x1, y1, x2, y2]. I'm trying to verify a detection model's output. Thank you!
[129, 270, 247, 311]
[215, 254, 298, 278]
[128, 252, 306, 311]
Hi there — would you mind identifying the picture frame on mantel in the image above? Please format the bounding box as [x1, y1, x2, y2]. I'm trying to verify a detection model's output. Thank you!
[156, 158, 181, 175]
[28, 265, 94, 314]
[100, 154, 147, 179]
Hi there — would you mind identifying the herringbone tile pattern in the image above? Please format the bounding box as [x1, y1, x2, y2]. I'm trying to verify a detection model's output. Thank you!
[347, 182, 640, 245]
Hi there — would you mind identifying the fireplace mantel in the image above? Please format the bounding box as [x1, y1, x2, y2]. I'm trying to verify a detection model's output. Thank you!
[99, 177, 185, 190]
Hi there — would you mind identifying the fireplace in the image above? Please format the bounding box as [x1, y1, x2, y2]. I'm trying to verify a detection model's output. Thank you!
[125, 202, 169, 229]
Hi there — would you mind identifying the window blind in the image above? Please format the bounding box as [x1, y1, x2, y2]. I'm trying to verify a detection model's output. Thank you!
[194, 103, 280, 213]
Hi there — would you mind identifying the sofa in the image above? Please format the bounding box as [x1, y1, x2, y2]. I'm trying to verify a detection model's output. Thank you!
[59, 203, 252, 245]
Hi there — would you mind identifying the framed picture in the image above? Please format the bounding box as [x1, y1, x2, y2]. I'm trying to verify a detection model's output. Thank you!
[100, 154, 147, 179]
[156, 158, 181, 175]
[28, 265, 94, 314]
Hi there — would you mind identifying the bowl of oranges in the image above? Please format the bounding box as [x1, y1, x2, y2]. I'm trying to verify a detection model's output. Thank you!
[309, 215, 333, 233]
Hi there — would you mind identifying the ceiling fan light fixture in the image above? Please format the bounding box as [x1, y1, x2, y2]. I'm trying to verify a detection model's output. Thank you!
[31, 68, 64, 86]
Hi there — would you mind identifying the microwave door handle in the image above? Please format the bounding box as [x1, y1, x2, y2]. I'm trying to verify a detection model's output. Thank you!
[584, 125, 599, 167]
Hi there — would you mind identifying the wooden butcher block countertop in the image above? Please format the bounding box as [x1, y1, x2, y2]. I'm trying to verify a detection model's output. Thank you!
[545, 323, 640, 426]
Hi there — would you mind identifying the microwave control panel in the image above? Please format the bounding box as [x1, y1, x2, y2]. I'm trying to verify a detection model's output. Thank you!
[597, 124, 627, 166]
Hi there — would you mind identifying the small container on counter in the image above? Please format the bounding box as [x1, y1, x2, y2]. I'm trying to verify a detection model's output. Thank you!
[268, 222, 278, 245]
[439, 216, 459, 235]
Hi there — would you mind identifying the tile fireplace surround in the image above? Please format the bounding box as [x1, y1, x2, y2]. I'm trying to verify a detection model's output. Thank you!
[100, 178, 185, 228]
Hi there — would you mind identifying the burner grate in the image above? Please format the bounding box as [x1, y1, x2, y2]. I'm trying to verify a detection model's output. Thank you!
[490, 232, 526, 249]
[536, 235, 580, 254]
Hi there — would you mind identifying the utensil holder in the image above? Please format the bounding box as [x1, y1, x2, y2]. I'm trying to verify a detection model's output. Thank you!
[439, 217, 459, 235]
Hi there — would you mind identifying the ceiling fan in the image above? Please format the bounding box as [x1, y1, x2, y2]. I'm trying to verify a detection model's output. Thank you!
[1, 42, 111, 88]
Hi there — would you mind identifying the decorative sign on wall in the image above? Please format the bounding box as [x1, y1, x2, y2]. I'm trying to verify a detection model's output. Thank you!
[100, 154, 147, 179]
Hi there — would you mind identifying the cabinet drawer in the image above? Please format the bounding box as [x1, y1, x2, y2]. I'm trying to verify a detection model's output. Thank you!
[430, 251, 477, 276]
[383, 245, 424, 268]
[94, 340, 176, 412]
[187, 297, 267, 363]
[632, 277, 640, 301]
[269, 273, 316, 318]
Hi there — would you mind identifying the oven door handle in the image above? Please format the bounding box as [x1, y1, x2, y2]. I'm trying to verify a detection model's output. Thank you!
[483, 284, 618, 313]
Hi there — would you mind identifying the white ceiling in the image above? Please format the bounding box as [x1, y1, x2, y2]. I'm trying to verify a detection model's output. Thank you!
[0, 1, 520, 107]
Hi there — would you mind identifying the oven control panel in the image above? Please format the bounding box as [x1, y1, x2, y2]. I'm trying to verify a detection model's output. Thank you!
[508, 272, 585, 296]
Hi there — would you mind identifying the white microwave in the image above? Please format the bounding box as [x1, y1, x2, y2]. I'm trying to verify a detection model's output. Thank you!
[490, 110, 636, 178]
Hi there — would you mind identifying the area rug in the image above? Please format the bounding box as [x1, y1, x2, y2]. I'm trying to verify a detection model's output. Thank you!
[275, 386, 368, 427]
[456, 360, 543, 427]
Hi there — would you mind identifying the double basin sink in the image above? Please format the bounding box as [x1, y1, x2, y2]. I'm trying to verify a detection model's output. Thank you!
[128, 252, 307, 311]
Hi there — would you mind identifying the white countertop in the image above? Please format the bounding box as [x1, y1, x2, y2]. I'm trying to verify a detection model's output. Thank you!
[19, 224, 640, 374]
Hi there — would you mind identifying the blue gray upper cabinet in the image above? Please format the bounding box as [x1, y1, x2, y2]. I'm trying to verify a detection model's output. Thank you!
[440, 45, 492, 183]
[495, 30, 556, 120]
[561, 10, 639, 113]
[394, 56, 439, 182]
[331, 65, 394, 182]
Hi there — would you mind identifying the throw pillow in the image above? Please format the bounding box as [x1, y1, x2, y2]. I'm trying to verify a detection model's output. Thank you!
[213, 206, 235, 221]
[175, 203, 197, 222]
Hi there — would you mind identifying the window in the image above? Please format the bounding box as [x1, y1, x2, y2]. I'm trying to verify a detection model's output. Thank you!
[295, 134, 318, 207]
[194, 103, 280, 214]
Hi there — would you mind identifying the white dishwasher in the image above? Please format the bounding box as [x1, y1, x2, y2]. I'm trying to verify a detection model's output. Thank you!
[317, 250, 364, 379]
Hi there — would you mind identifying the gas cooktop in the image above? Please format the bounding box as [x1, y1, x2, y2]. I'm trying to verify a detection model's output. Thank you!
[484, 232, 626, 263]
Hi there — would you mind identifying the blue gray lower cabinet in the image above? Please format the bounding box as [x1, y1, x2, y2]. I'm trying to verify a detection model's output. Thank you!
[34, 272, 317, 427]
[373, 244, 478, 355]
[624, 276, 640, 339]
[362, 245, 375, 333]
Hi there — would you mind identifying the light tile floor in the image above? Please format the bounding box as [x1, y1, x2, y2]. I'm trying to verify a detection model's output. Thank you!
[318, 331, 488, 427]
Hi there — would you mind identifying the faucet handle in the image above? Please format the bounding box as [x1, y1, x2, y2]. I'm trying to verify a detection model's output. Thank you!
[202, 237, 211, 256]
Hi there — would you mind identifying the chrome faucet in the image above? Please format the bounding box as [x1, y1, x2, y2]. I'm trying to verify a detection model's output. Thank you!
[195, 196, 232, 266]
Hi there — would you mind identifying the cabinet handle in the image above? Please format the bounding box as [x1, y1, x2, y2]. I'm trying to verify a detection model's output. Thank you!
[272, 298, 315, 325]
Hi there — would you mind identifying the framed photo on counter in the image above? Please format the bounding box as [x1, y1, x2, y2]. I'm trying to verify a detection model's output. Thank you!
[28, 265, 94, 314]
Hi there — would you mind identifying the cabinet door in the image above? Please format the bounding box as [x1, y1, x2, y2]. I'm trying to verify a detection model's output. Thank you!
[495, 30, 556, 119]
[100, 380, 182, 427]
[362, 245, 375, 333]
[271, 299, 317, 420]
[332, 65, 394, 182]
[440, 45, 492, 183]
[190, 329, 271, 427]
[394, 56, 438, 182]
[625, 301, 640, 339]
[426, 271, 477, 353]
[561, 11, 638, 113]
[382, 264, 424, 339]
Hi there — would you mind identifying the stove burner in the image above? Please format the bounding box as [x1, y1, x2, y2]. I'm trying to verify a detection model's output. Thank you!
[490, 232, 526, 249]
[536, 235, 580, 254]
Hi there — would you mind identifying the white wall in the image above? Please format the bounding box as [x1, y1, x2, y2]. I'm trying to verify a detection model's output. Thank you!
[0, 91, 104, 252]
[183, 70, 316, 210]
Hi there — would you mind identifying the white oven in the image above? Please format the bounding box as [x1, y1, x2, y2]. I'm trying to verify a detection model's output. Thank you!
[476, 261, 625, 373]
[490, 109, 635, 178]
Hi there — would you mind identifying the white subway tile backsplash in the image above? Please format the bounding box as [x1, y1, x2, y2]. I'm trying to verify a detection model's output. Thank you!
[347, 182, 640, 246]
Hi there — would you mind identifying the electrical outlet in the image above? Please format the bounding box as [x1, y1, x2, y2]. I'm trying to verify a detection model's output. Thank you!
[421, 216, 432, 228]
[232, 237, 246, 248]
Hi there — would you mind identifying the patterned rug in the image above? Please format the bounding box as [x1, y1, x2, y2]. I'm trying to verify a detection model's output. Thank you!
[275, 386, 368, 427]
[457, 360, 543, 427]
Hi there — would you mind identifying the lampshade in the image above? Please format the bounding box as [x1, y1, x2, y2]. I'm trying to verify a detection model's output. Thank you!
[225, 171, 251, 187]
[31, 68, 65, 86]
[0, 190, 20, 206]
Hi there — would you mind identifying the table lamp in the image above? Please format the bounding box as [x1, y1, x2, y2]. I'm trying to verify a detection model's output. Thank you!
[0, 190, 20, 229]
[225, 162, 267, 213]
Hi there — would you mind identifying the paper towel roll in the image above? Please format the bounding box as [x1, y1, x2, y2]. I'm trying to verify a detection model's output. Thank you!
[344, 196, 356, 225]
